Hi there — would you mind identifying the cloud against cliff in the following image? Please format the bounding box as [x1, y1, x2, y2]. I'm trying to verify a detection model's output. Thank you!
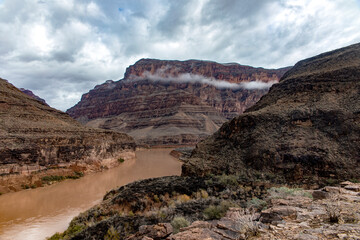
[130, 67, 277, 90]
[0, 0, 359, 110]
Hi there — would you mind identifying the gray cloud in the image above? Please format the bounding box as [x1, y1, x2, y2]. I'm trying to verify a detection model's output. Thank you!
[0, 0, 359, 111]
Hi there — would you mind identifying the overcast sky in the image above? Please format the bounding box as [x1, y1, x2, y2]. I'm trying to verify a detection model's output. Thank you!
[0, 0, 359, 111]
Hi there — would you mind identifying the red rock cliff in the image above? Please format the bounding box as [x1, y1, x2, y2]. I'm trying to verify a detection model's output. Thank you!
[67, 59, 291, 145]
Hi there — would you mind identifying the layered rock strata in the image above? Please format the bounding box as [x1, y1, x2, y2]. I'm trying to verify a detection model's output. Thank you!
[19, 88, 47, 104]
[0, 78, 136, 193]
[182, 43, 360, 185]
[67, 59, 290, 145]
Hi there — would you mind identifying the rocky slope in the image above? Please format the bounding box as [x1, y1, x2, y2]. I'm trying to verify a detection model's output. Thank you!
[67, 59, 290, 146]
[51, 173, 360, 240]
[182, 43, 360, 186]
[19, 88, 47, 104]
[0, 78, 136, 193]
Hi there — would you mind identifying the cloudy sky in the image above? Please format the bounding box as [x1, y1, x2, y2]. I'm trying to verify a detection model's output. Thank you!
[0, 0, 359, 111]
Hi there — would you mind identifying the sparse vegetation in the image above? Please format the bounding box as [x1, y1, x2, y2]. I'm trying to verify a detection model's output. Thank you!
[104, 226, 120, 240]
[231, 208, 261, 239]
[41, 171, 84, 183]
[153, 194, 160, 202]
[325, 178, 338, 186]
[117, 158, 125, 163]
[176, 194, 191, 203]
[326, 195, 342, 224]
[204, 200, 238, 220]
[247, 197, 267, 210]
[48, 222, 85, 240]
[171, 216, 190, 233]
[217, 174, 239, 188]
[267, 187, 313, 199]
[350, 178, 360, 183]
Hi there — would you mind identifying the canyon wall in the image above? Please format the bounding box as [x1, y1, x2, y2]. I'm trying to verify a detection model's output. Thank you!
[0, 78, 136, 192]
[67, 59, 290, 145]
[182, 43, 360, 185]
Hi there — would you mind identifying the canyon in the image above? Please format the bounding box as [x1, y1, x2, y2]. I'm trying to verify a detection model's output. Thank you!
[56, 43, 360, 240]
[67, 59, 290, 146]
[0, 78, 136, 194]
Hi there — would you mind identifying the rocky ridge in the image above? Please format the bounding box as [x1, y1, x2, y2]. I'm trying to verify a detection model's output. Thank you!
[19, 88, 47, 104]
[0, 78, 136, 193]
[67, 59, 290, 146]
[182, 43, 360, 185]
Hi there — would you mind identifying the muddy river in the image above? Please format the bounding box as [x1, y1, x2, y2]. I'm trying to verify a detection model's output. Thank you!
[0, 149, 182, 240]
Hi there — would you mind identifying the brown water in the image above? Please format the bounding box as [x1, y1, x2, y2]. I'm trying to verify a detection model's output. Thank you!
[0, 149, 182, 240]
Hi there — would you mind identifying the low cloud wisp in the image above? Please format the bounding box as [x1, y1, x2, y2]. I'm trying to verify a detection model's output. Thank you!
[129, 68, 278, 90]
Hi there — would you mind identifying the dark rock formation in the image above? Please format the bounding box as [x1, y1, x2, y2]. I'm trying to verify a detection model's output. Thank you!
[19, 88, 47, 104]
[0, 78, 136, 192]
[51, 175, 269, 240]
[67, 59, 290, 146]
[182, 43, 360, 185]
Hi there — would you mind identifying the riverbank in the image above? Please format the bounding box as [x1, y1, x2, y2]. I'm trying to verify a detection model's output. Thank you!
[0, 148, 182, 240]
[0, 150, 135, 195]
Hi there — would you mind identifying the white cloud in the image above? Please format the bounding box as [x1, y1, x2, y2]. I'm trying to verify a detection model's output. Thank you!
[130, 67, 278, 90]
[0, 0, 359, 111]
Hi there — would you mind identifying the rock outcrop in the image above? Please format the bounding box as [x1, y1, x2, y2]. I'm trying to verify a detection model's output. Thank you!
[67, 59, 290, 146]
[0, 78, 136, 193]
[182, 43, 360, 185]
[49, 175, 270, 240]
[19, 88, 47, 104]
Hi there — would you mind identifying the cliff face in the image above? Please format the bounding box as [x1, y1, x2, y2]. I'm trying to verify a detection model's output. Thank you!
[19, 88, 47, 104]
[0, 78, 136, 192]
[67, 59, 290, 145]
[182, 43, 360, 185]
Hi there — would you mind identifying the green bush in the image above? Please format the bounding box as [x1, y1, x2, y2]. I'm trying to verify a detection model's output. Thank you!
[350, 178, 360, 183]
[104, 226, 120, 240]
[217, 174, 238, 187]
[204, 201, 238, 220]
[47, 232, 62, 240]
[41, 175, 65, 182]
[247, 197, 267, 210]
[171, 216, 190, 233]
[118, 158, 125, 163]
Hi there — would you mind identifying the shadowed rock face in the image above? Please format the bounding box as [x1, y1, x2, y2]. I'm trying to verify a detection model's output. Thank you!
[0, 78, 135, 174]
[19, 88, 47, 105]
[182, 43, 360, 185]
[67, 59, 290, 146]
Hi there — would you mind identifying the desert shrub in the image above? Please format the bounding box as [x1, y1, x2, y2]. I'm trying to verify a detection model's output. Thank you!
[325, 178, 338, 186]
[153, 194, 160, 203]
[325, 196, 342, 223]
[117, 158, 125, 163]
[193, 189, 209, 199]
[177, 194, 191, 202]
[64, 223, 85, 236]
[104, 226, 120, 240]
[171, 216, 190, 233]
[247, 197, 267, 210]
[268, 187, 313, 199]
[217, 174, 238, 188]
[350, 178, 360, 183]
[47, 233, 62, 240]
[204, 200, 238, 220]
[41, 175, 65, 182]
[0, 192, 2, 195]
[230, 208, 260, 239]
